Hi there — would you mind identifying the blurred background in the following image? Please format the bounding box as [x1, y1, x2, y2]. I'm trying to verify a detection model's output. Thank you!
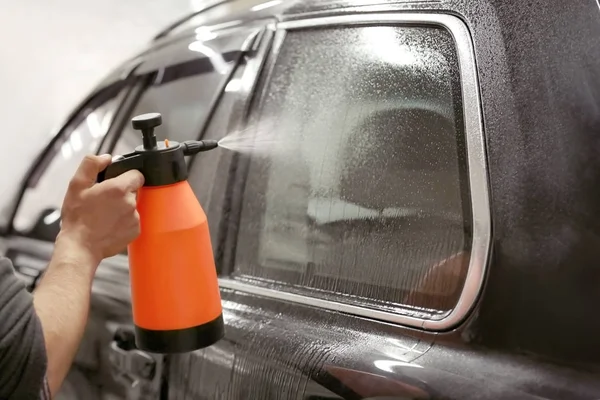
[0, 0, 198, 209]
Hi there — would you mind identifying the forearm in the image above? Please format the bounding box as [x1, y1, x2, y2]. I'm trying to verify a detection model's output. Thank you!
[33, 234, 100, 396]
[29, 154, 143, 396]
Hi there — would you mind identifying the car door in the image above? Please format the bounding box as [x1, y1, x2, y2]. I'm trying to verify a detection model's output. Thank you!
[4, 19, 267, 400]
[96, 20, 273, 400]
[175, 0, 600, 398]
[165, 10, 526, 400]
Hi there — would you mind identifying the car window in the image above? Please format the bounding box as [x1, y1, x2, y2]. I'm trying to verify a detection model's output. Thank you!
[229, 25, 472, 314]
[13, 87, 125, 239]
[112, 46, 238, 156]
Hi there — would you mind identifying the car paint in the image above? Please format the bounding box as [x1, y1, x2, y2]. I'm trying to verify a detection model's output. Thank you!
[4, 0, 600, 398]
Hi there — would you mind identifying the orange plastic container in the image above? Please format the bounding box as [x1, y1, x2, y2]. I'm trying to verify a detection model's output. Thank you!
[128, 181, 223, 352]
[96, 112, 223, 353]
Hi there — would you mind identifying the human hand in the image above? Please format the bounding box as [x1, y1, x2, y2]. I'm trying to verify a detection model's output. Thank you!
[57, 154, 145, 265]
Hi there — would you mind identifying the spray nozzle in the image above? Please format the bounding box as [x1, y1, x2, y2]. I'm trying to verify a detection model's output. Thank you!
[181, 140, 218, 155]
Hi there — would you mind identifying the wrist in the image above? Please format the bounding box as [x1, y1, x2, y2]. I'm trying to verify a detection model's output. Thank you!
[54, 230, 103, 272]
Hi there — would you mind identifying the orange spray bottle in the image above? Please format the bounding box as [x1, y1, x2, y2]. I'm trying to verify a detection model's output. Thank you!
[97, 112, 223, 353]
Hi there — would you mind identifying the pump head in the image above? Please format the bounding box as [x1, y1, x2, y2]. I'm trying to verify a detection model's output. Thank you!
[97, 112, 218, 184]
[132, 112, 161, 150]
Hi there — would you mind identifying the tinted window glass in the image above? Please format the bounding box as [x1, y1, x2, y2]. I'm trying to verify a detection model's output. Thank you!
[113, 56, 236, 156]
[13, 92, 123, 238]
[231, 26, 472, 314]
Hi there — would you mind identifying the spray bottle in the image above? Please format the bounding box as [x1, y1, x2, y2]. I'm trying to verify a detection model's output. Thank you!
[97, 112, 223, 354]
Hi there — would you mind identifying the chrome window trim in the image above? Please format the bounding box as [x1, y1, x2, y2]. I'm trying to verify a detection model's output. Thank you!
[218, 12, 491, 331]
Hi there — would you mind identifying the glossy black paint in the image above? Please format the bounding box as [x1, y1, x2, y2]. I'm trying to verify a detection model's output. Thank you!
[4, 0, 600, 399]
[170, 289, 600, 399]
[461, 0, 600, 366]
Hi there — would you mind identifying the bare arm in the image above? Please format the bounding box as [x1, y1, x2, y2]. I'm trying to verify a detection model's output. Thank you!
[32, 154, 144, 396]
[32, 237, 98, 396]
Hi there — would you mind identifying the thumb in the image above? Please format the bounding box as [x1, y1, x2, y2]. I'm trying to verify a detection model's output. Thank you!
[71, 154, 112, 189]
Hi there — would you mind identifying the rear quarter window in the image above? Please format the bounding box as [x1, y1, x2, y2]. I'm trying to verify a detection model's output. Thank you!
[223, 19, 487, 319]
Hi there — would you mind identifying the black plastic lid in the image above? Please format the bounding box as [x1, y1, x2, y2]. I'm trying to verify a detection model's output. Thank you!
[97, 113, 187, 186]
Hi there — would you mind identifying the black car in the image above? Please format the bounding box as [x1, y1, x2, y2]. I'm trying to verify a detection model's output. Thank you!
[3, 0, 600, 398]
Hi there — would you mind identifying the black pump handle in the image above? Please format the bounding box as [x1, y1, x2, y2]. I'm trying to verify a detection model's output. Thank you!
[97, 153, 144, 183]
[132, 113, 162, 150]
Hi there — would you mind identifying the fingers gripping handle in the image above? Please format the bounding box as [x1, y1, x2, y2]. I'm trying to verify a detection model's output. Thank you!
[97, 153, 144, 183]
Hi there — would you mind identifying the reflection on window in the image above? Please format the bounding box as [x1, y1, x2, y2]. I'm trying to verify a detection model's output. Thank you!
[13, 97, 120, 237]
[113, 60, 235, 156]
[233, 26, 472, 314]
